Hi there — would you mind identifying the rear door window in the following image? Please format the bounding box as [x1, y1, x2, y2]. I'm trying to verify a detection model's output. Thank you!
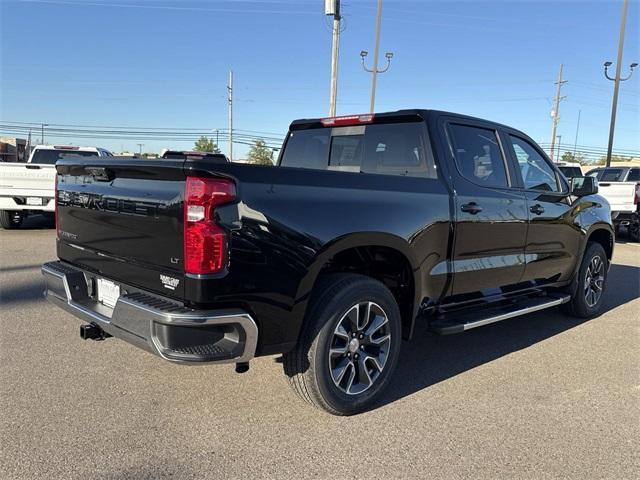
[597, 168, 625, 182]
[559, 167, 582, 178]
[280, 122, 437, 178]
[626, 169, 640, 182]
[448, 124, 509, 188]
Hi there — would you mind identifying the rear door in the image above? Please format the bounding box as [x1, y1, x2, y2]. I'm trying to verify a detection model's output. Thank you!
[504, 133, 580, 286]
[445, 120, 528, 296]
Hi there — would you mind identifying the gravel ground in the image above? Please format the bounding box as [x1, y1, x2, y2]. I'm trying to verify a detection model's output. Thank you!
[1, 216, 639, 480]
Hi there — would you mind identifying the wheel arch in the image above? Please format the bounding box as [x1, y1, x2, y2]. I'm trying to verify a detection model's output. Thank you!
[586, 225, 614, 262]
[293, 233, 421, 342]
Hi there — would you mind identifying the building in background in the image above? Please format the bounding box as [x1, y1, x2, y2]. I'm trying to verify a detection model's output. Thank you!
[0, 137, 27, 162]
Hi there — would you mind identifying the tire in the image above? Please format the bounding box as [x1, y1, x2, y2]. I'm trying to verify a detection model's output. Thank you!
[43, 212, 56, 228]
[629, 221, 640, 243]
[0, 210, 23, 229]
[283, 273, 402, 416]
[562, 242, 608, 318]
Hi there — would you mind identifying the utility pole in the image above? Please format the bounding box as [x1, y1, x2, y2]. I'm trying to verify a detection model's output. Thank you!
[215, 129, 219, 147]
[137, 143, 144, 156]
[228, 70, 233, 161]
[603, 0, 637, 167]
[326, 0, 341, 117]
[41, 123, 48, 144]
[360, 0, 393, 113]
[549, 64, 567, 162]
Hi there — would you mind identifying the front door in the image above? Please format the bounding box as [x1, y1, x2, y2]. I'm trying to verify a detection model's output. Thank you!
[505, 134, 580, 285]
[447, 122, 528, 296]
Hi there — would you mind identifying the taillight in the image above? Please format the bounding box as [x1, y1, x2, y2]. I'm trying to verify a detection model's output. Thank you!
[320, 114, 375, 127]
[184, 177, 236, 275]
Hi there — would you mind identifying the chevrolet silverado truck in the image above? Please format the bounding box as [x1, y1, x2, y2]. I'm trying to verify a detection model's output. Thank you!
[585, 166, 639, 241]
[42, 110, 613, 415]
[0, 145, 112, 228]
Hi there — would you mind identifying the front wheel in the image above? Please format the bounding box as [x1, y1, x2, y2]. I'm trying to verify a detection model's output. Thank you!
[562, 242, 608, 318]
[0, 210, 23, 229]
[628, 221, 640, 243]
[283, 273, 402, 415]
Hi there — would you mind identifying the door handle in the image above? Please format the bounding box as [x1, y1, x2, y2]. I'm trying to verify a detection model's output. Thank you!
[461, 202, 483, 214]
[530, 204, 545, 215]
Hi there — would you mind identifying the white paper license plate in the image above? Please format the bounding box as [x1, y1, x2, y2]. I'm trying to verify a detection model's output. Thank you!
[97, 278, 120, 308]
[26, 197, 43, 206]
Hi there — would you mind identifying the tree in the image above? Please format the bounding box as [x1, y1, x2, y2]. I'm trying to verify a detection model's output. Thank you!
[246, 139, 274, 165]
[595, 154, 632, 165]
[193, 136, 221, 153]
[561, 151, 586, 164]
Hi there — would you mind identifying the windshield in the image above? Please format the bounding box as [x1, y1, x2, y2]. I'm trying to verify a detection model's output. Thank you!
[31, 149, 99, 165]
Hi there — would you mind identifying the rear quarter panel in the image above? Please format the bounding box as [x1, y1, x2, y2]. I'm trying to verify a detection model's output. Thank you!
[185, 162, 451, 354]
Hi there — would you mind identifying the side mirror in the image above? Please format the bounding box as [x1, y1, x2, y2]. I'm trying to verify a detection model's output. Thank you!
[570, 176, 598, 196]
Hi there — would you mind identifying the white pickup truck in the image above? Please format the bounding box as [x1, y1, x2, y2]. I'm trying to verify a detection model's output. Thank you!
[0, 145, 112, 229]
[586, 166, 640, 241]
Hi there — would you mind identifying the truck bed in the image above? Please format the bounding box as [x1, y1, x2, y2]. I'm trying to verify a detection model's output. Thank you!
[54, 155, 451, 352]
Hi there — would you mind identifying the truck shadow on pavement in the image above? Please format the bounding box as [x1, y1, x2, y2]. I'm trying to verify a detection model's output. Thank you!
[373, 263, 640, 411]
[0, 263, 45, 274]
[0, 280, 45, 306]
[5, 214, 54, 230]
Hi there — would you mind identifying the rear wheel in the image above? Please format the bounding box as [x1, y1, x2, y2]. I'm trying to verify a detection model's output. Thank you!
[562, 242, 608, 318]
[0, 210, 23, 229]
[283, 273, 402, 415]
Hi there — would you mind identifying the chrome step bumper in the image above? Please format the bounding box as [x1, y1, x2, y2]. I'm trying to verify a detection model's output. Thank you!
[42, 261, 258, 364]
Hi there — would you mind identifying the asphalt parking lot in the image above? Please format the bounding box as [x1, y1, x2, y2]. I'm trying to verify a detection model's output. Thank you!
[1, 216, 638, 480]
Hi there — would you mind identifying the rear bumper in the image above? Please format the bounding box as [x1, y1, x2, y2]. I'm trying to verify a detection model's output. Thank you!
[41, 261, 258, 364]
[0, 195, 55, 212]
[612, 211, 638, 224]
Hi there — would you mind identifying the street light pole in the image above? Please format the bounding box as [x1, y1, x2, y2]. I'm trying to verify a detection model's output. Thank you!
[360, 0, 393, 113]
[326, 0, 341, 117]
[603, 0, 637, 167]
[369, 0, 383, 113]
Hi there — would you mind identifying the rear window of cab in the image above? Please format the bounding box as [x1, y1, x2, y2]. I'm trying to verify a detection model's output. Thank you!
[280, 122, 437, 179]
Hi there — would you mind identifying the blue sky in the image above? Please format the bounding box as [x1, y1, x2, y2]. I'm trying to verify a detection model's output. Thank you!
[1, 0, 639, 158]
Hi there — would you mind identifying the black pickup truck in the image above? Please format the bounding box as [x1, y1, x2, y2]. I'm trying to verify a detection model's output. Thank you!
[42, 110, 613, 415]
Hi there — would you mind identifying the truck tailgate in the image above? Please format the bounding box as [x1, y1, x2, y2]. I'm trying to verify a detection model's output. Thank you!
[56, 158, 186, 299]
[0, 164, 56, 197]
[597, 182, 637, 212]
